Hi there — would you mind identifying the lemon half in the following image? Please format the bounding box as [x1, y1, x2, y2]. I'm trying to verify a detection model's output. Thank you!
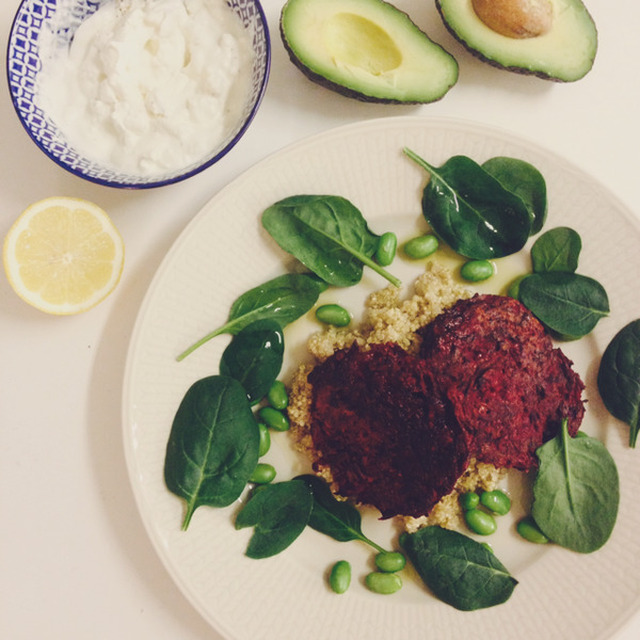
[3, 197, 125, 315]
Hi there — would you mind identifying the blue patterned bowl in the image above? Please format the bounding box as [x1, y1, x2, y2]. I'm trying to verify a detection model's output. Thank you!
[6, 0, 270, 189]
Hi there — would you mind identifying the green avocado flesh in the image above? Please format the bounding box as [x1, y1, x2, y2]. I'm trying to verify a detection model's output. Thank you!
[436, 0, 597, 81]
[280, 0, 458, 103]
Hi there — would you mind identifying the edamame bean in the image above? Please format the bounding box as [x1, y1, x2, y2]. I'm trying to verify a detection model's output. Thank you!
[267, 379, 289, 410]
[365, 571, 403, 595]
[459, 492, 480, 511]
[517, 516, 549, 544]
[403, 234, 439, 259]
[258, 422, 271, 457]
[507, 275, 526, 299]
[329, 560, 351, 594]
[464, 508, 497, 536]
[460, 259, 495, 282]
[480, 489, 511, 515]
[315, 303, 351, 327]
[249, 462, 276, 484]
[375, 232, 398, 267]
[374, 551, 406, 573]
[258, 406, 290, 432]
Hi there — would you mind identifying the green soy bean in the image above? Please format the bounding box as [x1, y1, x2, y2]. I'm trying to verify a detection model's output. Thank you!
[507, 275, 526, 299]
[329, 560, 351, 594]
[459, 492, 480, 511]
[517, 516, 550, 544]
[403, 234, 439, 259]
[376, 232, 398, 267]
[480, 489, 511, 515]
[464, 508, 497, 536]
[315, 304, 351, 327]
[267, 379, 289, 410]
[258, 422, 270, 457]
[374, 551, 406, 573]
[249, 462, 276, 484]
[365, 571, 403, 595]
[258, 406, 290, 432]
[461, 259, 494, 282]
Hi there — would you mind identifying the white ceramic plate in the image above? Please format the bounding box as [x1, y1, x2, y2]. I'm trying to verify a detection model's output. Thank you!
[123, 116, 640, 640]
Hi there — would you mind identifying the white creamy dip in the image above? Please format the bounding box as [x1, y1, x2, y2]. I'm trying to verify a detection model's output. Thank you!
[38, 0, 253, 176]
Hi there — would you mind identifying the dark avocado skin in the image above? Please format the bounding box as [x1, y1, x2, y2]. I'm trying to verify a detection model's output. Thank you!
[279, 2, 458, 104]
[435, 0, 598, 82]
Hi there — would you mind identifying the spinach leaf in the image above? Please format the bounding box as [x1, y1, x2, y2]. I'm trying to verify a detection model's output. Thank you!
[532, 419, 619, 553]
[400, 526, 517, 611]
[597, 319, 640, 447]
[298, 474, 385, 552]
[518, 271, 609, 339]
[164, 375, 260, 530]
[219, 319, 284, 405]
[177, 273, 326, 361]
[530, 226, 582, 273]
[482, 156, 548, 235]
[404, 149, 531, 259]
[235, 478, 313, 558]
[261, 195, 401, 288]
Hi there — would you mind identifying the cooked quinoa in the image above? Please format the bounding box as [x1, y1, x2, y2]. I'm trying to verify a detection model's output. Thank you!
[286, 261, 505, 531]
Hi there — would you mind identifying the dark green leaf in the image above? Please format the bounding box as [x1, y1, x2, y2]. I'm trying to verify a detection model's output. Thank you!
[400, 526, 517, 610]
[518, 271, 609, 339]
[530, 226, 582, 273]
[219, 319, 284, 405]
[482, 156, 548, 235]
[164, 375, 260, 530]
[235, 479, 313, 558]
[262, 195, 401, 287]
[532, 420, 619, 553]
[597, 319, 640, 447]
[298, 474, 369, 543]
[177, 273, 326, 361]
[404, 149, 531, 259]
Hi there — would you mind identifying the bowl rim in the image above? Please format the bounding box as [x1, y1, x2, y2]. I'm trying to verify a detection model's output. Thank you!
[5, 0, 272, 190]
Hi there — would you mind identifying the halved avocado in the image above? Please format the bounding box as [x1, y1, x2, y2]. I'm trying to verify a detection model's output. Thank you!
[436, 0, 597, 82]
[280, 0, 458, 104]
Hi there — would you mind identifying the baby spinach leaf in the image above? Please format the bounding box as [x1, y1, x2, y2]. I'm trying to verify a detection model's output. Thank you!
[532, 419, 619, 553]
[530, 226, 582, 273]
[518, 271, 609, 339]
[400, 526, 517, 610]
[298, 474, 385, 553]
[482, 156, 548, 235]
[177, 273, 326, 361]
[219, 319, 284, 405]
[164, 375, 260, 530]
[235, 478, 313, 558]
[597, 319, 640, 447]
[404, 149, 531, 259]
[262, 195, 401, 288]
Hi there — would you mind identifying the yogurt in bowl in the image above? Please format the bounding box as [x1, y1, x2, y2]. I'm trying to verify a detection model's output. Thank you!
[7, 0, 270, 188]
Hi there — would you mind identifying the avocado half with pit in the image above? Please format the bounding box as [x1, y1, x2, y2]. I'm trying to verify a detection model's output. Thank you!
[280, 0, 458, 104]
[436, 0, 597, 81]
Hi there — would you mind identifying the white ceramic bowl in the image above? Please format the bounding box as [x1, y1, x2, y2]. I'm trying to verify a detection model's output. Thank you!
[7, 0, 271, 189]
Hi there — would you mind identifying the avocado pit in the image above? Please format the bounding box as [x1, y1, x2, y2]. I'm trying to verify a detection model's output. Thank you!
[472, 0, 553, 38]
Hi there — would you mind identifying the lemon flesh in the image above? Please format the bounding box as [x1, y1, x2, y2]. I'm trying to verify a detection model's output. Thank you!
[3, 197, 124, 315]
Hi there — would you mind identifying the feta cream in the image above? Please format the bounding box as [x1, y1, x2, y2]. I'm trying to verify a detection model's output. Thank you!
[38, 0, 254, 176]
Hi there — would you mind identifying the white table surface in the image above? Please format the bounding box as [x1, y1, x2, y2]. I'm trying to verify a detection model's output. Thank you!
[1, 1, 639, 638]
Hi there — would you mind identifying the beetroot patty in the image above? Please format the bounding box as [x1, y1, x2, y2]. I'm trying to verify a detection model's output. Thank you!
[418, 294, 585, 471]
[308, 343, 469, 519]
